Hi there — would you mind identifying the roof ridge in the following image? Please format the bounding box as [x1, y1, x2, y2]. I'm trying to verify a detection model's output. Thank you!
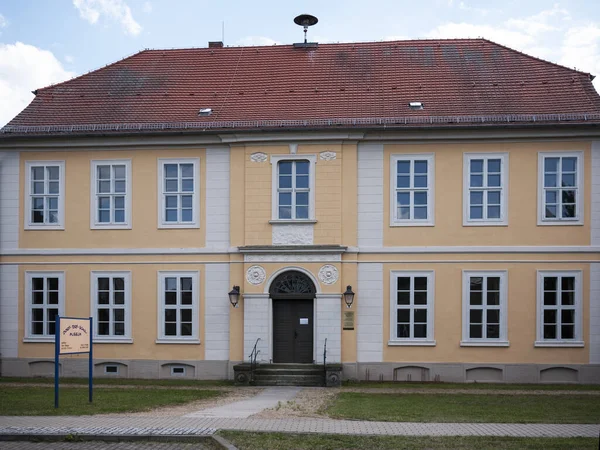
[35, 49, 149, 94]
[480, 38, 594, 80]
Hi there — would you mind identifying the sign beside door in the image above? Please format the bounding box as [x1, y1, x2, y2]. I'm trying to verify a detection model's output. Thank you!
[299, 318, 309, 325]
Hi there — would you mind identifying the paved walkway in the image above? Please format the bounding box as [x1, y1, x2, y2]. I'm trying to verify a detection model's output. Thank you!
[183, 387, 301, 418]
[0, 415, 597, 438]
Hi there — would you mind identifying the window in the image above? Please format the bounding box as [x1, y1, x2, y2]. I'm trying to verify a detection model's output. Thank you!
[157, 271, 199, 343]
[389, 271, 435, 345]
[104, 365, 119, 374]
[158, 158, 200, 228]
[390, 154, 434, 226]
[91, 160, 131, 229]
[463, 153, 508, 225]
[270, 155, 316, 221]
[536, 271, 583, 347]
[461, 271, 508, 346]
[538, 152, 583, 225]
[25, 272, 65, 341]
[91, 272, 131, 342]
[25, 161, 65, 229]
[171, 366, 186, 376]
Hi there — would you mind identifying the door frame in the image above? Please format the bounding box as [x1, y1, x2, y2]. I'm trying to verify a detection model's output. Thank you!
[265, 267, 320, 363]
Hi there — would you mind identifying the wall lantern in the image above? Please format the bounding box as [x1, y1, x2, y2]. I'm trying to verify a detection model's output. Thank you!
[228, 286, 241, 308]
[343, 285, 355, 308]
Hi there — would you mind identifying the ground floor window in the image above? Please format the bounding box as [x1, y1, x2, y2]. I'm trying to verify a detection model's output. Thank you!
[91, 271, 131, 341]
[25, 272, 64, 340]
[157, 271, 199, 342]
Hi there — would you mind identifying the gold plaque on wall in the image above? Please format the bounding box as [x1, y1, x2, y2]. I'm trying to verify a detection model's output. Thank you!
[343, 311, 355, 330]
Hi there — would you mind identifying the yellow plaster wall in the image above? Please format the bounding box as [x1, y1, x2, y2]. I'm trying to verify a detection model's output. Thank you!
[18, 263, 207, 361]
[19, 148, 207, 249]
[383, 141, 591, 246]
[242, 144, 346, 246]
[381, 262, 589, 364]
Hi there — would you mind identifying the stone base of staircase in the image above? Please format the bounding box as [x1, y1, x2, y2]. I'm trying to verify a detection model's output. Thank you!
[233, 363, 342, 387]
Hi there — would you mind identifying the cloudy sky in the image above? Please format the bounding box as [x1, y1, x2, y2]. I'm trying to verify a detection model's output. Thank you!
[1, 0, 599, 126]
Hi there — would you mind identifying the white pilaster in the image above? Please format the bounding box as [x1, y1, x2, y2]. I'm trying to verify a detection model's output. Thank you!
[0, 265, 18, 359]
[204, 264, 230, 360]
[592, 141, 600, 245]
[357, 262, 383, 362]
[357, 143, 384, 248]
[590, 263, 600, 364]
[0, 151, 19, 250]
[205, 147, 230, 250]
[243, 294, 270, 363]
[315, 294, 342, 363]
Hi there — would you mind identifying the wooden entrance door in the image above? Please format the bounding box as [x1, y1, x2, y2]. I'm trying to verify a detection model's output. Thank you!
[272, 299, 314, 363]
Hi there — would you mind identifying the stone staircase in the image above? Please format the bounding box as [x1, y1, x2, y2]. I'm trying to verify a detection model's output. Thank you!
[233, 363, 342, 387]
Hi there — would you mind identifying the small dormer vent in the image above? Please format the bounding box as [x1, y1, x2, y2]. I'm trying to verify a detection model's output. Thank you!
[199, 108, 213, 116]
[409, 102, 424, 110]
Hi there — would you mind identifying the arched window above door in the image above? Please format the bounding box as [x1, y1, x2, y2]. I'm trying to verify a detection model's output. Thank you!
[269, 270, 316, 297]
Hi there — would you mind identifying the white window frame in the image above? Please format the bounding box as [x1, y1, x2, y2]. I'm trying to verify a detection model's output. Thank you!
[170, 366, 187, 376]
[90, 160, 132, 229]
[24, 161, 65, 230]
[535, 270, 584, 347]
[156, 271, 200, 344]
[461, 271, 509, 347]
[463, 153, 509, 226]
[390, 154, 435, 226]
[388, 271, 436, 346]
[90, 271, 132, 343]
[537, 151, 584, 225]
[270, 154, 317, 223]
[157, 158, 200, 229]
[24, 271, 65, 342]
[104, 365, 119, 375]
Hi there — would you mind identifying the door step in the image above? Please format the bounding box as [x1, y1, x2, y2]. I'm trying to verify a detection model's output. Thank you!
[233, 363, 327, 387]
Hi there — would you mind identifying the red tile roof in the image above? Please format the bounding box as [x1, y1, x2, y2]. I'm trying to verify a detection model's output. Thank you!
[3, 38, 600, 135]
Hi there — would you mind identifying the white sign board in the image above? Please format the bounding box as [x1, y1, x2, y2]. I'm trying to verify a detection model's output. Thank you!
[60, 318, 91, 354]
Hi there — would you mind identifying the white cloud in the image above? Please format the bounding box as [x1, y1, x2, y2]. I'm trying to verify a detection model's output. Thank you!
[426, 23, 535, 49]
[72, 0, 142, 36]
[458, 1, 493, 16]
[0, 13, 8, 30]
[235, 36, 281, 46]
[559, 24, 600, 79]
[383, 35, 410, 42]
[0, 42, 76, 127]
[142, 2, 152, 13]
[64, 54, 75, 63]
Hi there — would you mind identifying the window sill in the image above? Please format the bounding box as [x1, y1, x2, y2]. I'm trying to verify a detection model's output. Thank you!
[24, 225, 65, 231]
[463, 222, 508, 227]
[91, 224, 132, 230]
[94, 338, 133, 344]
[23, 337, 54, 343]
[537, 220, 584, 226]
[155, 339, 201, 345]
[460, 340, 510, 347]
[158, 223, 200, 230]
[388, 340, 436, 346]
[534, 340, 584, 348]
[390, 222, 434, 228]
[269, 219, 317, 224]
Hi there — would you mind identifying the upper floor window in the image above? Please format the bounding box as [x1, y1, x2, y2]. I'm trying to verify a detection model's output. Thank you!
[157, 271, 199, 343]
[158, 158, 200, 228]
[463, 153, 508, 226]
[389, 271, 435, 345]
[390, 154, 434, 226]
[91, 271, 131, 342]
[538, 152, 583, 225]
[270, 154, 316, 221]
[25, 161, 65, 230]
[91, 160, 131, 229]
[461, 271, 508, 346]
[536, 271, 583, 347]
[25, 272, 65, 341]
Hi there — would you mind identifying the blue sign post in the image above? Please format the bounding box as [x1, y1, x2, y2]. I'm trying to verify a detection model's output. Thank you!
[54, 316, 93, 408]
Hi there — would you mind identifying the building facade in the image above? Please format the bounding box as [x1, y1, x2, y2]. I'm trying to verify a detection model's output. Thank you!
[1, 39, 599, 383]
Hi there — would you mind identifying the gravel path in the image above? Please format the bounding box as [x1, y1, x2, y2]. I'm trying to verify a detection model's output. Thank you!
[254, 387, 337, 419]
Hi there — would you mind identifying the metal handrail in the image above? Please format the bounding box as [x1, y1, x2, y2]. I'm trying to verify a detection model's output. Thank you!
[249, 338, 261, 384]
[323, 338, 328, 382]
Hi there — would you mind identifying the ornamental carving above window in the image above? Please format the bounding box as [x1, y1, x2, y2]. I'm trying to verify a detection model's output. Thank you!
[269, 271, 316, 296]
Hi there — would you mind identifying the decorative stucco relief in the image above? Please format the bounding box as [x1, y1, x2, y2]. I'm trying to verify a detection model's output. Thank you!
[318, 264, 339, 285]
[320, 151, 337, 161]
[272, 223, 314, 245]
[246, 265, 267, 285]
[250, 152, 267, 163]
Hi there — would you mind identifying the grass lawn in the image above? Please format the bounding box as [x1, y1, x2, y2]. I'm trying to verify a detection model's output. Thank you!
[342, 381, 600, 391]
[0, 377, 232, 387]
[0, 386, 222, 415]
[218, 431, 599, 450]
[325, 392, 600, 423]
